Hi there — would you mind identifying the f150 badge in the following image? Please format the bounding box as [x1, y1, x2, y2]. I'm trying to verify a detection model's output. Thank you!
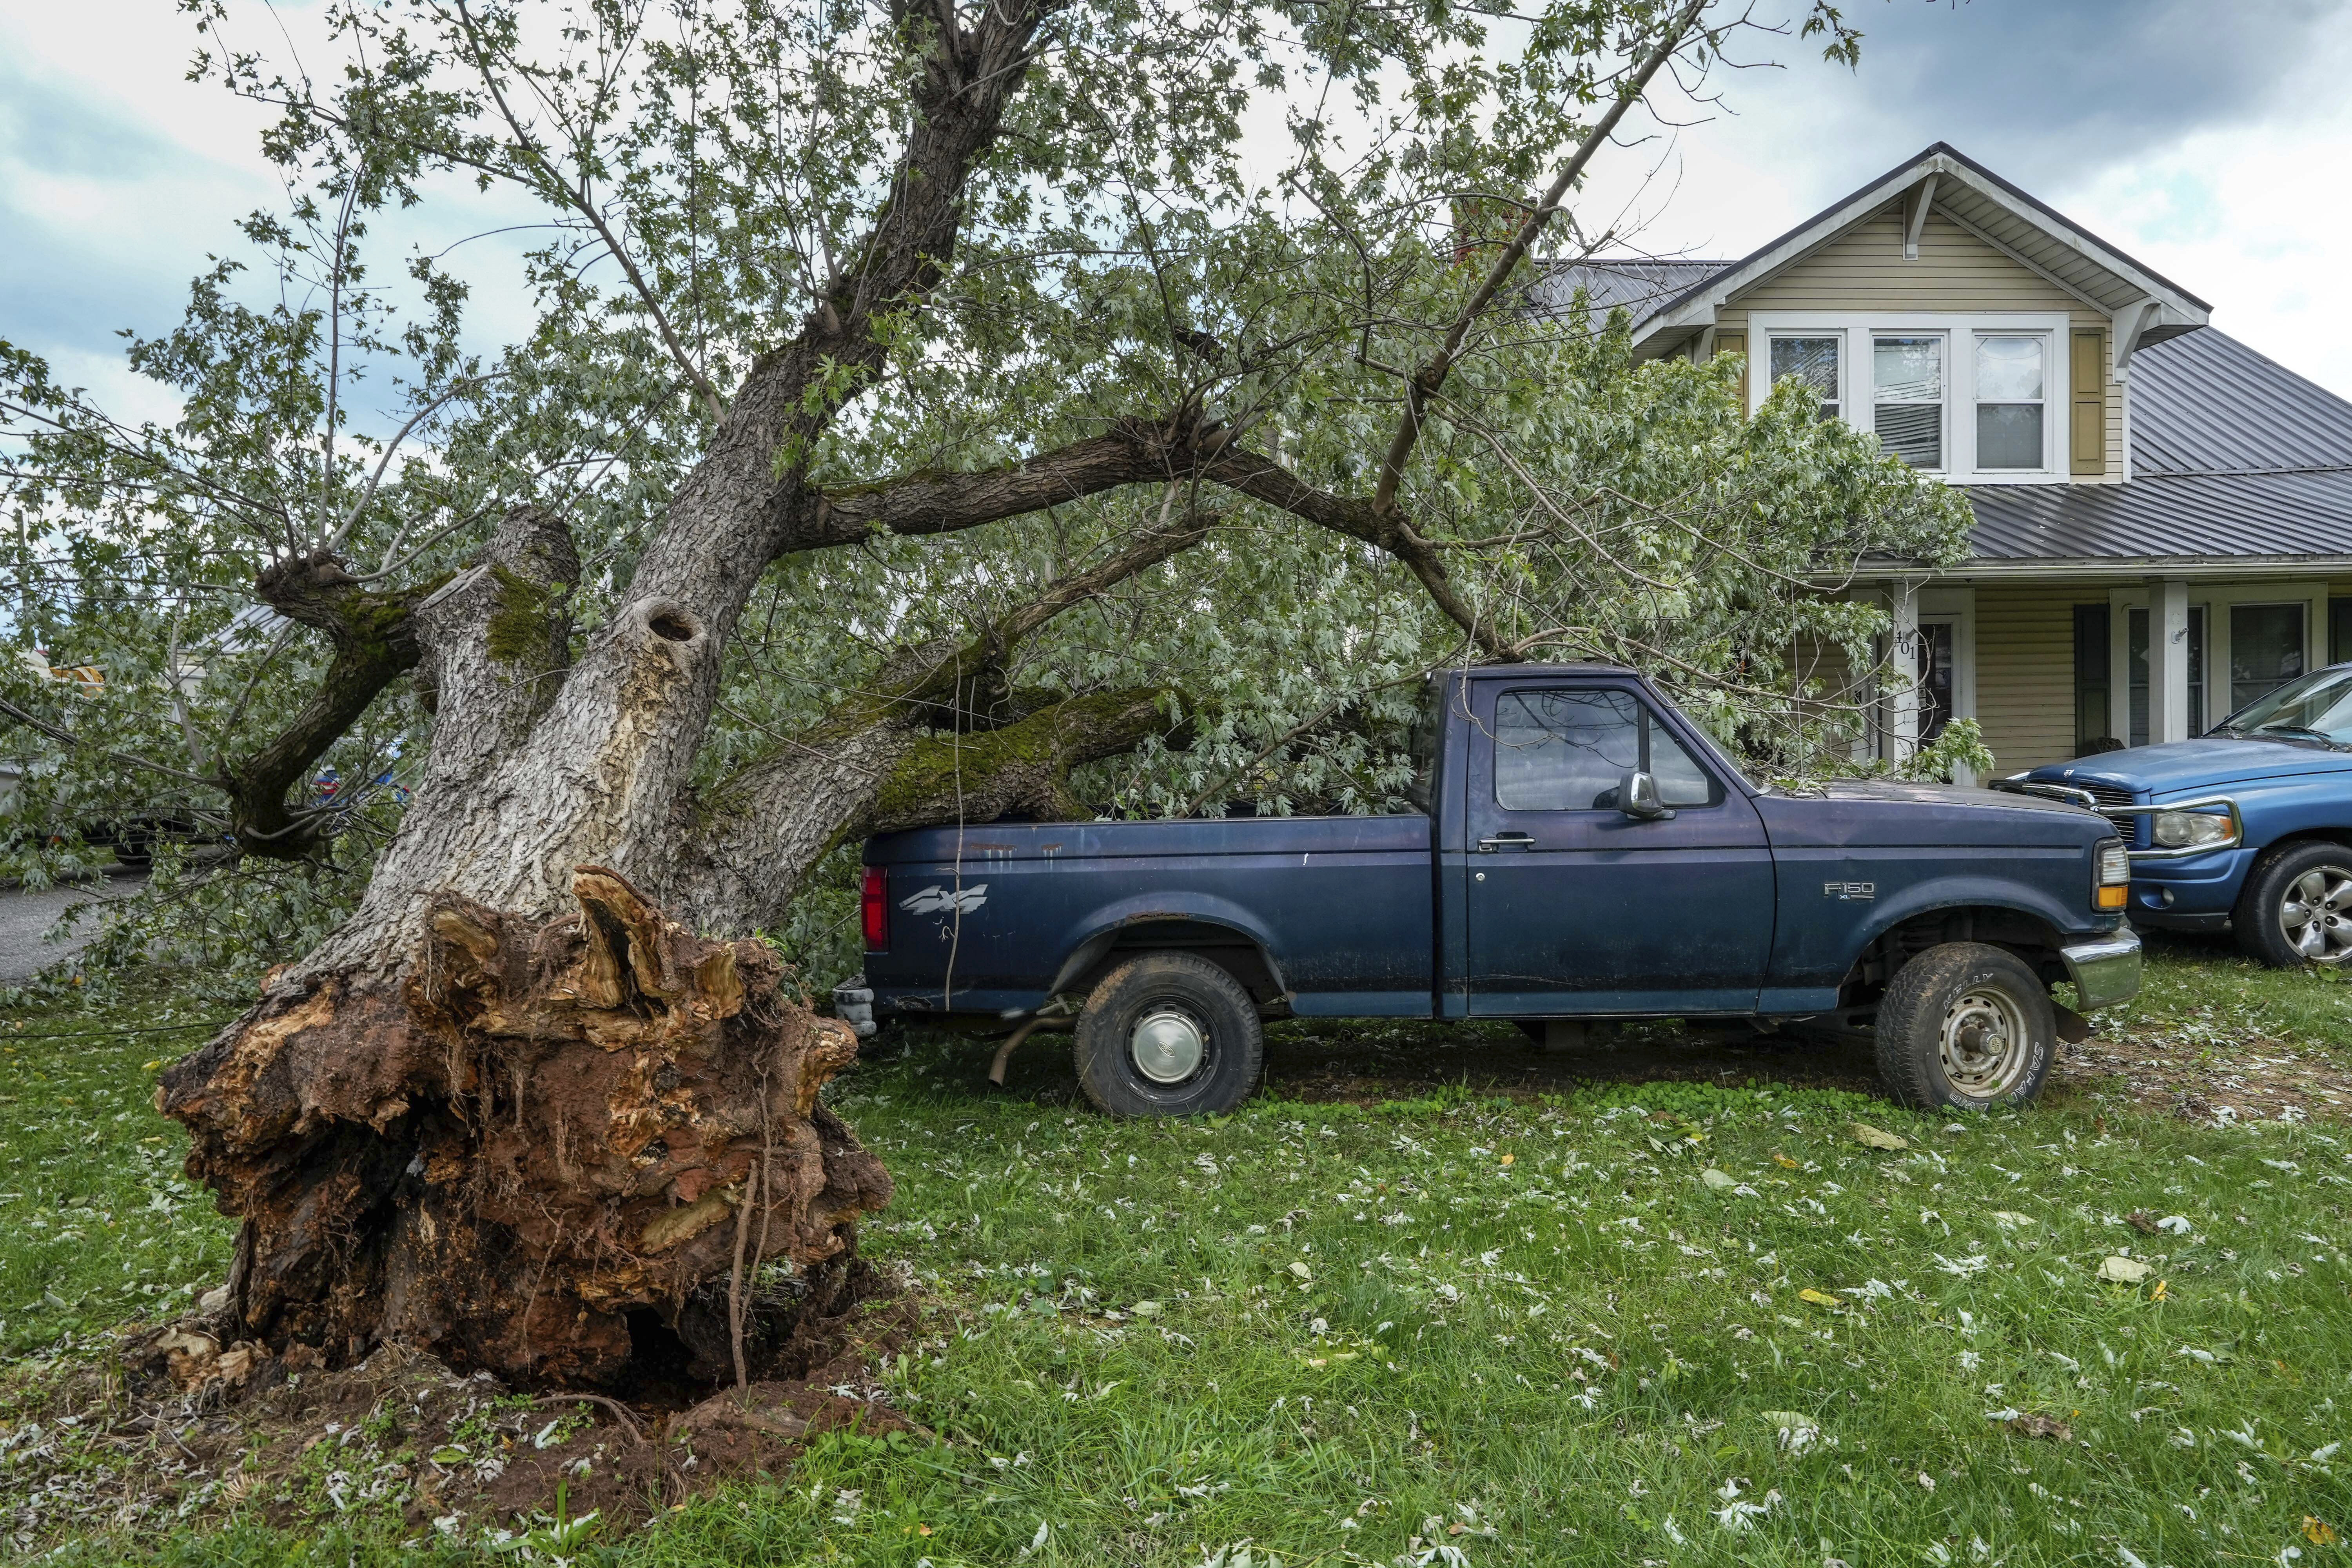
[900, 883, 989, 915]
[1823, 880, 1875, 901]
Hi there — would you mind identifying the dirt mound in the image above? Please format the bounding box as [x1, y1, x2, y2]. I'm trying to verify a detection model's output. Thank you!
[0, 1259, 923, 1554]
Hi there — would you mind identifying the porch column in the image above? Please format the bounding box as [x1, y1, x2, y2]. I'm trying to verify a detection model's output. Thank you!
[2150, 577, 2192, 743]
[1886, 580, 1921, 763]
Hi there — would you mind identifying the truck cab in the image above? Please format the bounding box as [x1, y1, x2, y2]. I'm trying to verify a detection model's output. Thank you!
[858, 665, 2139, 1116]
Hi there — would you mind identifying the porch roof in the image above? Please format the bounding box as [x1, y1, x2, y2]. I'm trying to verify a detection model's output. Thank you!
[1964, 329, 2352, 567]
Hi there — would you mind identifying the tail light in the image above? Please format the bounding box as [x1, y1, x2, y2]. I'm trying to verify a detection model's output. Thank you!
[861, 866, 889, 950]
[2094, 839, 2130, 911]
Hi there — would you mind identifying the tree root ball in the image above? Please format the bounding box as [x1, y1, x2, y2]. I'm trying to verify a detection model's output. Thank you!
[157, 866, 893, 1388]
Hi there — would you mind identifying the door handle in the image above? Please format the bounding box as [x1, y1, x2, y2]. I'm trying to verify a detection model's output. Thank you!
[1476, 832, 1535, 853]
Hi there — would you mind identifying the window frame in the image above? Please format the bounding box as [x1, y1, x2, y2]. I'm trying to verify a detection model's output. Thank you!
[2105, 580, 2327, 739]
[1746, 312, 2072, 483]
[1972, 331, 2050, 472]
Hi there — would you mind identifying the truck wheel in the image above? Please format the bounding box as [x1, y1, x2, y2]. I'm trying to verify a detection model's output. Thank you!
[2233, 841, 2352, 968]
[1073, 953, 1262, 1117]
[1873, 942, 2055, 1111]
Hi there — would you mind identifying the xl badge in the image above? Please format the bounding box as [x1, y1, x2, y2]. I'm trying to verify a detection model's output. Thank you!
[1823, 880, 1875, 901]
[900, 883, 989, 915]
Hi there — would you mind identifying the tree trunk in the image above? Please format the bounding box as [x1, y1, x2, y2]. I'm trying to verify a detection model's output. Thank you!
[149, 0, 1116, 1388]
[152, 501, 902, 1388]
[159, 866, 890, 1387]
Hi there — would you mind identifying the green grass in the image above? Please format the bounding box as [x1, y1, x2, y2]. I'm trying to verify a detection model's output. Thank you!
[2112, 930, 2352, 1063]
[2, 964, 2350, 1566]
[0, 979, 239, 1356]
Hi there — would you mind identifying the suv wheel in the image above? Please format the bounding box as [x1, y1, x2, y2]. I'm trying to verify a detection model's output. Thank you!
[1874, 942, 2055, 1111]
[1073, 953, 1262, 1116]
[2234, 841, 2352, 968]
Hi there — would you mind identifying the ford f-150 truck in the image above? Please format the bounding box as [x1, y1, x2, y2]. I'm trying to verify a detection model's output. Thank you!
[2007, 661, 2352, 968]
[855, 664, 2141, 1117]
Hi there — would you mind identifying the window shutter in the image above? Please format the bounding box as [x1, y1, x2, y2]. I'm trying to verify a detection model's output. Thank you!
[1716, 331, 1748, 408]
[2071, 330, 2106, 475]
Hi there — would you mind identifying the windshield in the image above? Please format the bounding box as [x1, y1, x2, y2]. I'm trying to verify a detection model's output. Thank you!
[2212, 665, 2352, 747]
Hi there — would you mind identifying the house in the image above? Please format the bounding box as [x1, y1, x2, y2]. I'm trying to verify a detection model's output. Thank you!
[1537, 143, 2352, 780]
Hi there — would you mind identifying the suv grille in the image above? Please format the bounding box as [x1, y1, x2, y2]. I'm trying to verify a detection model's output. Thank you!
[2074, 780, 2138, 811]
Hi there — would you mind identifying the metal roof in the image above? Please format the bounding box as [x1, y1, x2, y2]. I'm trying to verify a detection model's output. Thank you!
[2126, 328, 2352, 477]
[1963, 329, 2352, 563]
[1526, 260, 1727, 328]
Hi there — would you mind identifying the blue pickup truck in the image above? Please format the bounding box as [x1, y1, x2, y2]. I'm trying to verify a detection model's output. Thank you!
[855, 664, 2140, 1117]
[2007, 662, 2352, 968]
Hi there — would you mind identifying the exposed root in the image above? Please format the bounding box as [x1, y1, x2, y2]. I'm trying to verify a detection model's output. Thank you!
[156, 867, 893, 1387]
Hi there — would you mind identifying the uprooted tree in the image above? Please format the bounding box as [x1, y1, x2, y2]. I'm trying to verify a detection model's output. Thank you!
[0, 0, 1975, 1387]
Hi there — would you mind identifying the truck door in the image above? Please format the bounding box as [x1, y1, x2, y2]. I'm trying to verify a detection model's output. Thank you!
[1462, 681, 1775, 1016]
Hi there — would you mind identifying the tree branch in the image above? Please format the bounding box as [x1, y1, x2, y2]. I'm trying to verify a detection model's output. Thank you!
[1369, 0, 1711, 517]
[452, 1, 730, 421]
[219, 550, 437, 859]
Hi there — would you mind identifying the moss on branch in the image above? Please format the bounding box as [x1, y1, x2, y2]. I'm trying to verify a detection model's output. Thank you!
[867, 687, 1180, 834]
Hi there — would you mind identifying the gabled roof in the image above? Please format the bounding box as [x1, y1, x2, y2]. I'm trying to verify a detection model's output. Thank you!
[1965, 330, 2352, 565]
[1543, 143, 2211, 356]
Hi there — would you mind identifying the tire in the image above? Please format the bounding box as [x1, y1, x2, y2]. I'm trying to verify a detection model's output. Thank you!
[1873, 942, 2056, 1111]
[2233, 840, 2352, 968]
[1073, 952, 1263, 1116]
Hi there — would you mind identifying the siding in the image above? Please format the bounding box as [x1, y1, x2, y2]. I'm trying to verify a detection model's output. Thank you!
[1709, 208, 2123, 483]
[1975, 581, 2107, 773]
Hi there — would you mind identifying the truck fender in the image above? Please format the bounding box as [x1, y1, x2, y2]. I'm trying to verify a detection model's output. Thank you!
[1048, 892, 1289, 1000]
[1838, 876, 2077, 964]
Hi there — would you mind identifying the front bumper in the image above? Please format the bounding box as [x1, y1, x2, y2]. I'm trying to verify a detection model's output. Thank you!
[2060, 929, 2142, 1011]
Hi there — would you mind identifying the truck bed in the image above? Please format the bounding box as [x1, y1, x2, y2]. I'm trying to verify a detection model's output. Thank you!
[862, 813, 1435, 1018]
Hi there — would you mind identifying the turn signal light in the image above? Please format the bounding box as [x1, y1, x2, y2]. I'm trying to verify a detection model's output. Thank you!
[862, 866, 889, 951]
[2094, 839, 2130, 910]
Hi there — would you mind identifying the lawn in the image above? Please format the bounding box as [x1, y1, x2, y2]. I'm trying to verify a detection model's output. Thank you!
[0, 947, 2347, 1566]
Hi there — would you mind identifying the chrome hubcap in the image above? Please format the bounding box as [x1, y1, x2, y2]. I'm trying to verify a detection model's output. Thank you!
[1130, 1008, 1207, 1085]
[2280, 865, 2352, 964]
[1939, 987, 2030, 1098]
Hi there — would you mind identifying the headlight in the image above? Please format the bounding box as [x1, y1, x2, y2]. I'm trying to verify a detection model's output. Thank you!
[2152, 810, 2235, 849]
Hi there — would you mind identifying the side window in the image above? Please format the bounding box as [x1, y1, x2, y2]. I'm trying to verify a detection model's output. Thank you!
[1493, 690, 1717, 811]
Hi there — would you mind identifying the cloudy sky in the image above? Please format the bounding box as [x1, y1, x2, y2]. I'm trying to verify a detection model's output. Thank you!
[5, 0, 2352, 421]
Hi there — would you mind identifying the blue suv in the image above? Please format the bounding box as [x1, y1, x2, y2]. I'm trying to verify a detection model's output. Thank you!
[2005, 664, 2352, 967]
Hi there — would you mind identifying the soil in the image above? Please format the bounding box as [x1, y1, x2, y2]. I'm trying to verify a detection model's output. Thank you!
[0, 1257, 924, 1555]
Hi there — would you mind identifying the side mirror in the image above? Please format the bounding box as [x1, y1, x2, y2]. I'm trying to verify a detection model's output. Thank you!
[1619, 769, 1674, 821]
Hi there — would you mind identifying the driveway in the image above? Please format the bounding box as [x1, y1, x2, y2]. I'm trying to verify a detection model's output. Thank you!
[0, 866, 145, 983]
